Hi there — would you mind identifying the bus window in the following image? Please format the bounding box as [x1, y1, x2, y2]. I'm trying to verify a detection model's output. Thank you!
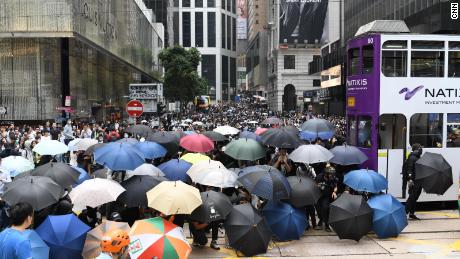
[411, 51, 444, 77]
[348, 48, 360, 75]
[410, 113, 443, 148]
[378, 114, 406, 149]
[348, 116, 357, 146]
[382, 41, 407, 77]
[358, 116, 372, 148]
[447, 114, 460, 148]
[448, 42, 460, 77]
[362, 45, 373, 74]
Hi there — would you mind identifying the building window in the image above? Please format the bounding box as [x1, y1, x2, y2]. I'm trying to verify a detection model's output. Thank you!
[207, 12, 216, 47]
[222, 0, 225, 10]
[358, 116, 372, 148]
[182, 0, 190, 7]
[362, 44, 373, 74]
[348, 48, 360, 75]
[410, 113, 443, 148]
[227, 0, 231, 11]
[230, 57, 236, 93]
[232, 17, 236, 51]
[202, 55, 216, 97]
[221, 14, 226, 49]
[182, 12, 191, 47]
[222, 55, 229, 100]
[173, 12, 179, 45]
[447, 114, 460, 148]
[207, 0, 215, 7]
[284, 55, 295, 69]
[232, 0, 236, 13]
[227, 15, 231, 50]
[196, 0, 203, 7]
[174, 0, 179, 7]
[195, 12, 203, 47]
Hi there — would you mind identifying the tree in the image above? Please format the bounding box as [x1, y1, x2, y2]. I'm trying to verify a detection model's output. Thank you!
[159, 46, 207, 108]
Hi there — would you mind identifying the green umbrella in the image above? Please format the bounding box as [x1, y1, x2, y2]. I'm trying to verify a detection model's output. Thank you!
[224, 138, 266, 161]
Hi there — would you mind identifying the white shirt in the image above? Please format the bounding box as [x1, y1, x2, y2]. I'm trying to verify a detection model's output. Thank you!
[0, 169, 12, 195]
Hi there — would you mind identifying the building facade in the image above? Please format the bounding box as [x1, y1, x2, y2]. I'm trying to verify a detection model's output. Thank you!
[245, 0, 269, 98]
[0, 0, 163, 121]
[168, 0, 238, 102]
[267, 0, 329, 112]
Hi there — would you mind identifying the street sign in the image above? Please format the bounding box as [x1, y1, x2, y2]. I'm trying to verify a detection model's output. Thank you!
[126, 100, 144, 117]
[0, 107, 6, 115]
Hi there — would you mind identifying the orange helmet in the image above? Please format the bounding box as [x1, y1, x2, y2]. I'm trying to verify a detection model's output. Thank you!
[100, 229, 130, 253]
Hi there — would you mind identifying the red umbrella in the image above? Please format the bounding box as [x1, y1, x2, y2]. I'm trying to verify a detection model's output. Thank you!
[255, 128, 268, 135]
[179, 134, 214, 153]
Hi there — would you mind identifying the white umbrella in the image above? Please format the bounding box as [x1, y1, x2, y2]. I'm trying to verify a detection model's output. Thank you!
[192, 121, 204, 126]
[147, 181, 202, 215]
[247, 121, 259, 124]
[126, 163, 165, 179]
[0, 156, 34, 177]
[288, 144, 334, 164]
[68, 138, 98, 151]
[213, 125, 240, 135]
[69, 178, 126, 211]
[186, 160, 238, 188]
[32, 140, 68, 155]
[184, 119, 193, 123]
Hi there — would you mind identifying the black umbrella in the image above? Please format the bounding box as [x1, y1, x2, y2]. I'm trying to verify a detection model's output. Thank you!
[202, 131, 228, 142]
[2, 176, 64, 210]
[300, 118, 335, 133]
[117, 175, 167, 207]
[286, 176, 321, 207]
[124, 124, 153, 137]
[328, 193, 373, 241]
[329, 144, 368, 165]
[190, 191, 233, 223]
[31, 162, 80, 187]
[224, 203, 272, 256]
[84, 143, 105, 156]
[147, 131, 180, 156]
[415, 152, 453, 195]
[260, 127, 302, 149]
[262, 117, 283, 125]
[237, 165, 291, 200]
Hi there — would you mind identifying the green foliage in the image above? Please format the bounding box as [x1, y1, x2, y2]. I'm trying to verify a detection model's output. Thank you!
[159, 46, 207, 104]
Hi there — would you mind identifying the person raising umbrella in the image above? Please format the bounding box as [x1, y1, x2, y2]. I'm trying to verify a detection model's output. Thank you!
[404, 143, 423, 220]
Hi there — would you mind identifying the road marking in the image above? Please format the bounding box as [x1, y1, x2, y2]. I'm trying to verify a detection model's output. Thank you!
[391, 236, 460, 259]
[417, 211, 459, 219]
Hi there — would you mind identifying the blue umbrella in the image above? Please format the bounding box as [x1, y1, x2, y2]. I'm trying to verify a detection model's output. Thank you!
[24, 230, 49, 259]
[36, 214, 91, 259]
[239, 131, 261, 142]
[299, 130, 335, 141]
[344, 169, 388, 193]
[368, 194, 408, 238]
[158, 159, 192, 182]
[71, 166, 90, 186]
[134, 141, 168, 159]
[237, 165, 291, 200]
[93, 142, 145, 170]
[262, 201, 308, 241]
[300, 118, 335, 137]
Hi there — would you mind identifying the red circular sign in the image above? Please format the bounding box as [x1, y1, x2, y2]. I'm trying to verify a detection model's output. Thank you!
[126, 100, 144, 117]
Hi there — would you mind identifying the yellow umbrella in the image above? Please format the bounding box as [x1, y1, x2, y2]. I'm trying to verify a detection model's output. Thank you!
[147, 181, 202, 215]
[180, 153, 210, 165]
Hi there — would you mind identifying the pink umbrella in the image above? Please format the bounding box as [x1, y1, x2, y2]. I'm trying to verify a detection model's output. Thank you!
[179, 134, 215, 153]
[255, 128, 268, 135]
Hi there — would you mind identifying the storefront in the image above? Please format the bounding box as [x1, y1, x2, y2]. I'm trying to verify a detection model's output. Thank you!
[303, 85, 345, 116]
[0, 0, 163, 121]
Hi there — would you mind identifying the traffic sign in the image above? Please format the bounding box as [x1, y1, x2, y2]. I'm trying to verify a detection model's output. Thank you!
[126, 100, 144, 117]
[0, 107, 7, 115]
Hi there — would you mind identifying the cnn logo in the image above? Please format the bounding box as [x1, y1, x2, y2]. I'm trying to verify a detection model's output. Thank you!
[452, 3, 459, 20]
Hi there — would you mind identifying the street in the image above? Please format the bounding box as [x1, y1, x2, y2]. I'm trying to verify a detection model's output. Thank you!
[190, 210, 460, 259]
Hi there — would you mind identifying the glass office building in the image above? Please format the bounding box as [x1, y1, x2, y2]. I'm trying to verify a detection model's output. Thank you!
[0, 0, 163, 121]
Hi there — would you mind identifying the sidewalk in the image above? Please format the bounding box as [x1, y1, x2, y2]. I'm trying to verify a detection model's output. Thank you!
[189, 210, 460, 259]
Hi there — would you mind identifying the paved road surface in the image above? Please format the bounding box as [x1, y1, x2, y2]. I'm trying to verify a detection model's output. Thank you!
[188, 210, 460, 259]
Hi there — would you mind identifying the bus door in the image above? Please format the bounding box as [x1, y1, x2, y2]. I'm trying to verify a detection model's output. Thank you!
[377, 114, 407, 198]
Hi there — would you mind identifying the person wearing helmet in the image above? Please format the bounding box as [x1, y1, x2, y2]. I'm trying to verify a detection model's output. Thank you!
[97, 229, 130, 259]
[315, 165, 338, 231]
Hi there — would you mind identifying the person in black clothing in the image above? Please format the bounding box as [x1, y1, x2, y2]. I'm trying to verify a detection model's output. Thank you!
[405, 143, 423, 220]
[315, 166, 338, 231]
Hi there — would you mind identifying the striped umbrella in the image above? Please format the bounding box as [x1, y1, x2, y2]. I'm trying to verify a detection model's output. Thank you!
[128, 217, 191, 259]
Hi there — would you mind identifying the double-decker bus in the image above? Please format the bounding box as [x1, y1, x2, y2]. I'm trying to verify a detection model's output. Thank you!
[346, 30, 460, 202]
